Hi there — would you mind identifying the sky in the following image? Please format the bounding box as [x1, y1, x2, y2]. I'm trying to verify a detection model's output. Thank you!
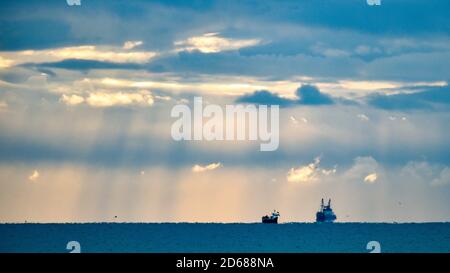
[0, 0, 449, 223]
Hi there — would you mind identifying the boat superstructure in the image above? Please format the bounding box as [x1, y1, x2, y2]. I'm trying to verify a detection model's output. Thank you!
[316, 198, 337, 223]
[262, 210, 280, 224]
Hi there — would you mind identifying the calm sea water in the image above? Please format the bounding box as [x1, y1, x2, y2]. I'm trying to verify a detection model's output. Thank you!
[1, 223, 449, 253]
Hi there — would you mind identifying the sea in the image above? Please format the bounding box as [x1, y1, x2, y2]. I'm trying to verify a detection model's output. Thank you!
[1, 223, 449, 253]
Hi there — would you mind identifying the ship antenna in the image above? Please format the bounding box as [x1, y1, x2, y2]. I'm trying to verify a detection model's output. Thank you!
[328, 199, 331, 207]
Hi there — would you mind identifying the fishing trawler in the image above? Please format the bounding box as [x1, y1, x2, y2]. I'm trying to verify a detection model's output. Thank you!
[316, 199, 337, 223]
[262, 210, 280, 224]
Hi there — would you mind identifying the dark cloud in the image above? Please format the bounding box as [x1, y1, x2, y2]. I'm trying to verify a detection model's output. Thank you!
[236, 85, 335, 107]
[1, 1, 448, 82]
[24, 59, 142, 71]
[146, 51, 363, 79]
[296, 85, 334, 105]
[238, 84, 450, 111]
[367, 86, 450, 110]
[0, 0, 214, 51]
[0, 19, 74, 51]
[236, 90, 293, 107]
[2, 0, 449, 51]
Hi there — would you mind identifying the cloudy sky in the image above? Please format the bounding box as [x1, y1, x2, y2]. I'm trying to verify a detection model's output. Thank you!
[0, 0, 449, 223]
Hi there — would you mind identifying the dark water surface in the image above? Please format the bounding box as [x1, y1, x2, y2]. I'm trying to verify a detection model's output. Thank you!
[1, 223, 449, 253]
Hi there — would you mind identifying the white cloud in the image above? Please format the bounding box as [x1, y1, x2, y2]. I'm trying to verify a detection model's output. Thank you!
[364, 173, 378, 183]
[87, 92, 154, 107]
[357, 114, 370, 121]
[192, 162, 222, 173]
[311, 43, 350, 58]
[431, 167, 450, 186]
[154, 95, 172, 101]
[0, 56, 14, 68]
[287, 157, 335, 183]
[60, 91, 155, 107]
[338, 80, 402, 91]
[287, 160, 319, 183]
[401, 161, 450, 187]
[289, 115, 299, 125]
[355, 45, 382, 56]
[322, 167, 337, 176]
[290, 116, 308, 125]
[60, 94, 85, 106]
[0, 45, 156, 67]
[322, 48, 350, 58]
[175, 33, 261, 53]
[28, 170, 39, 181]
[94, 76, 271, 96]
[123, 41, 143, 50]
[401, 161, 433, 181]
[345, 156, 380, 183]
[389, 116, 408, 121]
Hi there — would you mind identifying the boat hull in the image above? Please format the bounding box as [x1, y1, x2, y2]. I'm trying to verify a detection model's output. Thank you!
[262, 217, 278, 224]
[316, 212, 336, 223]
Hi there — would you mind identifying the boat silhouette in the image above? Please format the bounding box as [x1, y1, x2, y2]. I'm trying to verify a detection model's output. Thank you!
[316, 198, 337, 223]
[262, 210, 280, 224]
